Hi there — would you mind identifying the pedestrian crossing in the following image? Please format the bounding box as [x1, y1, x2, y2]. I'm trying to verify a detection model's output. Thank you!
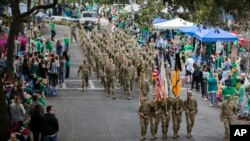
[58, 79, 188, 91]
[57, 79, 120, 90]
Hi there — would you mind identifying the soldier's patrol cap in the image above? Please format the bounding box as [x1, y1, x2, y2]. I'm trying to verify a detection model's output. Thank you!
[226, 94, 231, 99]
[187, 91, 193, 96]
[141, 97, 148, 101]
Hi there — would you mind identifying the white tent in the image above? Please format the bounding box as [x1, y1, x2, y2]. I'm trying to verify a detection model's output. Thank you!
[124, 3, 140, 12]
[154, 18, 194, 29]
[161, 7, 186, 14]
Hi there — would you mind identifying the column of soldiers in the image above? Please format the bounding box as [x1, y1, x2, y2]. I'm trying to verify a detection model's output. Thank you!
[79, 28, 156, 100]
[139, 91, 198, 140]
[78, 28, 199, 140]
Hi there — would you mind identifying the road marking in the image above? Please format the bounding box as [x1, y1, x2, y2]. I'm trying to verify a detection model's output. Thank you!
[64, 79, 101, 82]
[89, 80, 95, 89]
[62, 83, 67, 88]
[57, 87, 120, 90]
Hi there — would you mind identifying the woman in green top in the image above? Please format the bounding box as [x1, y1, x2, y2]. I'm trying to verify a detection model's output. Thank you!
[64, 33, 69, 52]
[45, 38, 53, 54]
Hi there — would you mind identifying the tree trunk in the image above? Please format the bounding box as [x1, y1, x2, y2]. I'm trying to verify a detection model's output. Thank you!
[6, 22, 17, 80]
[27, 0, 31, 29]
[0, 77, 9, 141]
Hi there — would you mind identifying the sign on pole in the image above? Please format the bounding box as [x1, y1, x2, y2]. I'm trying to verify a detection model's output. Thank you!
[216, 42, 222, 54]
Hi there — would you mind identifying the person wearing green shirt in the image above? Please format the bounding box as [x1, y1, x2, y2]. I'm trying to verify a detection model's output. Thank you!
[225, 43, 231, 56]
[45, 38, 53, 53]
[118, 20, 125, 29]
[222, 86, 235, 100]
[36, 39, 43, 53]
[215, 54, 223, 70]
[237, 79, 245, 118]
[184, 44, 193, 53]
[232, 70, 238, 87]
[65, 55, 71, 78]
[64, 33, 69, 52]
[50, 21, 56, 41]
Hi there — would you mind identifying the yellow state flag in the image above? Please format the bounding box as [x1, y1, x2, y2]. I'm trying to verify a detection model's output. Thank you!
[171, 70, 180, 97]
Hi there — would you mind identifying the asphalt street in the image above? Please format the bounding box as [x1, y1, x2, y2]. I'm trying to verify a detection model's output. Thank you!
[41, 20, 226, 141]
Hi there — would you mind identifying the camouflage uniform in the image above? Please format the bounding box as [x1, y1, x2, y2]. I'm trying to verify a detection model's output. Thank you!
[140, 73, 150, 97]
[125, 61, 135, 100]
[172, 96, 184, 138]
[220, 95, 237, 140]
[148, 95, 158, 140]
[78, 60, 91, 91]
[159, 97, 172, 139]
[184, 91, 198, 138]
[106, 60, 116, 99]
[138, 97, 150, 140]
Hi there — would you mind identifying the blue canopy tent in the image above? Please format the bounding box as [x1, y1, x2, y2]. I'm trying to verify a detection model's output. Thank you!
[193, 28, 238, 42]
[153, 18, 167, 25]
[179, 25, 200, 36]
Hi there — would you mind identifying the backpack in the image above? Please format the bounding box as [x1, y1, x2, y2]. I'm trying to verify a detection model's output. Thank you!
[45, 86, 58, 97]
[193, 68, 200, 78]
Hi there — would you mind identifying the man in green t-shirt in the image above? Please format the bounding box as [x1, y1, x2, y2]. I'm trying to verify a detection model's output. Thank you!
[36, 39, 43, 53]
[50, 21, 56, 41]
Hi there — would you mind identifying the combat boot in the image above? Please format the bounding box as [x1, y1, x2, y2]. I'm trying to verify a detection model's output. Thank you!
[112, 93, 116, 99]
[186, 131, 191, 138]
[106, 92, 110, 97]
[176, 132, 180, 137]
[162, 134, 166, 139]
[140, 135, 145, 140]
[127, 94, 131, 100]
[173, 132, 177, 139]
[150, 135, 154, 140]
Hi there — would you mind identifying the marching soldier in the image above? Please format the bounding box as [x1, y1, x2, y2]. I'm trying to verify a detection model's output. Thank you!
[78, 59, 91, 91]
[172, 95, 184, 138]
[220, 94, 237, 140]
[159, 96, 172, 139]
[184, 91, 198, 138]
[148, 94, 159, 140]
[105, 59, 116, 99]
[125, 60, 136, 100]
[138, 97, 150, 140]
[139, 72, 150, 97]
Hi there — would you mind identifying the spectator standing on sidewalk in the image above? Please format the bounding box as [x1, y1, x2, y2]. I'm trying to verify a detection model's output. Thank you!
[42, 106, 59, 141]
[10, 96, 26, 123]
[65, 54, 71, 79]
[63, 33, 69, 52]
[59, 56, 66, 87]
[56, 40, 63, 57]
[45, 38, 53, 54]
[208, 73, 218, 107]
[70, 23, 77, 43]
[201, 65, 209, 100]
[30, 104, 43, 141]
[50, 21, 56, 41]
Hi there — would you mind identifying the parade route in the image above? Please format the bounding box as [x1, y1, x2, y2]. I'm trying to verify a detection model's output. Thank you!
[39, 22, 228, 141]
